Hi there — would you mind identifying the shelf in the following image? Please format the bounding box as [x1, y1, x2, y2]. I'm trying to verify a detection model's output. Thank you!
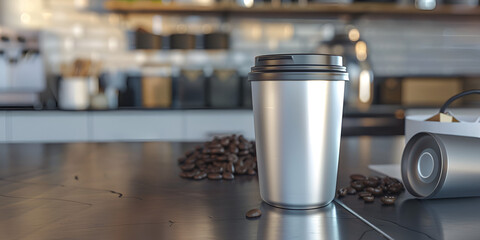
[104, 1, 480, 17]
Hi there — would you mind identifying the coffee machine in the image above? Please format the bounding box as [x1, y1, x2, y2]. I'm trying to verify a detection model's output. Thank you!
[0, 27, 45, 107]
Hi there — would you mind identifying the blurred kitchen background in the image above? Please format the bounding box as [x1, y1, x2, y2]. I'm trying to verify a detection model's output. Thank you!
[1, 0, 480, 143]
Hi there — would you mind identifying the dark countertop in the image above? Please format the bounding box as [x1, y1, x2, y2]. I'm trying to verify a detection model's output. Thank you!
[0, 140, 383, 240]
[3, 136, 476, 239]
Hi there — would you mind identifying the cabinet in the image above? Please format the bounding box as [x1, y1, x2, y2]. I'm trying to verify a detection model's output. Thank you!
[91, 111, 183, 141]
[8, 111, 89, 143]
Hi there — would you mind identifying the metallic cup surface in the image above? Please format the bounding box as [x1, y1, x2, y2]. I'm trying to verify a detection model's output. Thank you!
[402, 132, 480, 199]
[248, 54, 349, 209]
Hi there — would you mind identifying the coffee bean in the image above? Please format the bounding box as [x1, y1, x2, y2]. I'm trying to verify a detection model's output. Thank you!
[216, 155, 228, 161]
[391, 182, 404, 191]
[207, 173, 223, 180]
[222, 172, 234, 180]
[185, 156, 196, 164]
[246, 208, 261, 219]
[226, 154, 238, 163]
[387, 186, 401, 194]
[238, 150, 249, 156]
[221, 137, 230, 146]
[179, 172, 190, 178]
[347, 187, 357, 195]
[337, 188, 348, 197]
[213, 161, 224, 167]
[210, 148, 225, 154]
[193, 172, 207, 180]
[363, 196, 374, 203]
[351, 181, 365, 191]
[365, 187, 375, 194]
[208, 166, 223, 174]
[350, 174, 366, 181]
[229, 145, 239, 154]
[180, 163, 195, 171]
[208, 143, 223, 149]
[381, 196, 396, 205]
[226, 162, 235, 173]
[358, 192, 372, 198]
[372, 187, 384, 196]
[180, 170, 199, 179]
[364, 179, 379, 188]
[236, 166, 247, 174]
[238, 143, 248, 150]
[247, 169, 256, 175]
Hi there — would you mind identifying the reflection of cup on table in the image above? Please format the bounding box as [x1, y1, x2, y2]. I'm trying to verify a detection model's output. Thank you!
[249, 54, 349, 209]
[257, 202, 340, 240]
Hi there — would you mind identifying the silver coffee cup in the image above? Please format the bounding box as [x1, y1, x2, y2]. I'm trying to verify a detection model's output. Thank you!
[248, 54, 349, 209]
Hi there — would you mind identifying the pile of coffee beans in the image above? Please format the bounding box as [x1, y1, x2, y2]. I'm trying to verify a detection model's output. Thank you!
[178, 134, 257, 180]
[337, 174, 405, 205]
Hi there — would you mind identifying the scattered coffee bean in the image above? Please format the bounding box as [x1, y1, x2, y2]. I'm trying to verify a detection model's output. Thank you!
[363, 196, 375, 203]
[246, 208, 262, 218]
[178, 134, 257, 181]
[223, 172, 235, 180]
[364, 179, 379, 187]
[372, 187, 384, 196]
[207, 173, 223, 180]
[358, 192, 372, 198]
[351, 181, 365, 191]
[381, 196, 396, 205]
[365, 187, 375, 194]
[347, 187, 357, 195]
[338, 175, 405, 207]
[350, 174, 366, 181]
[337, 188, 348, 197]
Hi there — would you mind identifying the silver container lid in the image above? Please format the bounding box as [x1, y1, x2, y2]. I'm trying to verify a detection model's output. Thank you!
[401, 132, 446, 199]
[248, 54, 349, 81]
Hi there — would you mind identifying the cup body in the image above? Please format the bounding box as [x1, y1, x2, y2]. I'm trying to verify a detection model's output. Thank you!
[252, 80, 345, 209]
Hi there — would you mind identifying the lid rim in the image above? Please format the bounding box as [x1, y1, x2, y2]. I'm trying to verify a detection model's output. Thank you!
[250, 54, 348, 81]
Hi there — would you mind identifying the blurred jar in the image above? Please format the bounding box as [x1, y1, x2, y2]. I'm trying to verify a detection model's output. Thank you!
[58, 77, 89, 110]
[208, 69, 241, 108]
[317, 25, 374, 110]
[142, 65, 173, 108]
[174, 68, 207, 108]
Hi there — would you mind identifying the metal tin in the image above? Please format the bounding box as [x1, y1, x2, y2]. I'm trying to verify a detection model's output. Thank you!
[401, 132, 480, 199]
[249, 54, 348, 209]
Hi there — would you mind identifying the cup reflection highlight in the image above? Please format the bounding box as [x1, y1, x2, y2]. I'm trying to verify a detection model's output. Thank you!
[257, 202, 340, 240]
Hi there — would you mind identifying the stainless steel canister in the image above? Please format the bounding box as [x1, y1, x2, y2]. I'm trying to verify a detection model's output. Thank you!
[401, 132, 480, 199]
[248, 54, 349, 209]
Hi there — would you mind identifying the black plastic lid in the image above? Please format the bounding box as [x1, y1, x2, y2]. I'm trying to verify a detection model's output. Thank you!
[248, 54, 349, 81]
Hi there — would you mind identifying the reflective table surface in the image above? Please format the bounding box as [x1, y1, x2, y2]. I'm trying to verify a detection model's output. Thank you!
[0, 140, 383, 240]
[2, 136, 479, 240]
[337, 136, 480, 240]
